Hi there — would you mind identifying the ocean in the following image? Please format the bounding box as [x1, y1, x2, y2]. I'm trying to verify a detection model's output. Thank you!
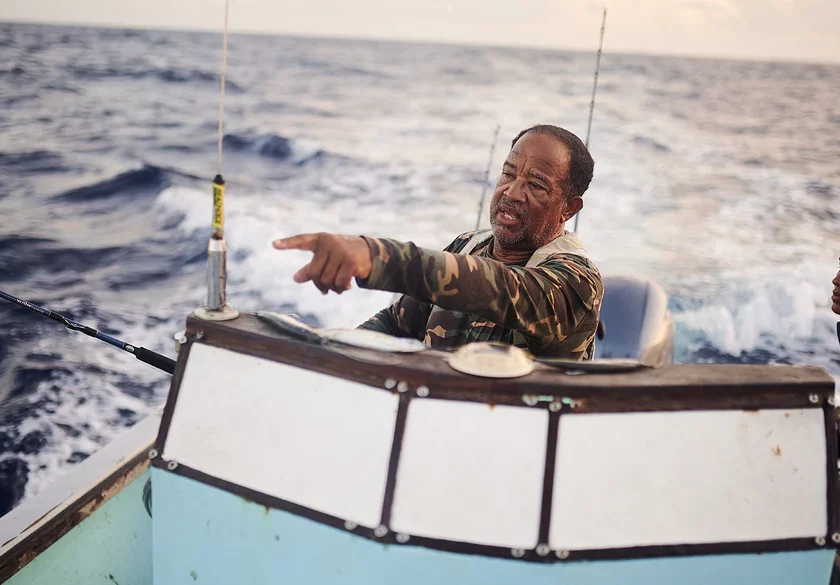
[0, 22, 838, 516]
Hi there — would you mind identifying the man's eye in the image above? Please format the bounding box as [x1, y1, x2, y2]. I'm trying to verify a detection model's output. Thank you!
[501, 171, 514, 179]
[529, 181, 546, 191]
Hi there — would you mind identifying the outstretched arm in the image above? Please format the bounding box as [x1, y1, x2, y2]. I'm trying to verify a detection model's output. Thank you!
[358, 237, 600, 345]
[272, 233, 600, 346]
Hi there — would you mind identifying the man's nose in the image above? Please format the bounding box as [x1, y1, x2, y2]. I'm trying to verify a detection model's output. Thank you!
[504, 177, 528, 203]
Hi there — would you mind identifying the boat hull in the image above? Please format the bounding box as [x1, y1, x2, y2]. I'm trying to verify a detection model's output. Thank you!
[153, 468, 834, 585]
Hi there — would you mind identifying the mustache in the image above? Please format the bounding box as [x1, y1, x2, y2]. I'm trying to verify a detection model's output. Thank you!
[492, 200, 527, 215]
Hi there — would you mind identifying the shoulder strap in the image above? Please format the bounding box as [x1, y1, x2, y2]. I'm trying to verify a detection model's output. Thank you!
[457, 229, 589, 267]
[526, 231, 589, 268]
[458, 229, 494, 256]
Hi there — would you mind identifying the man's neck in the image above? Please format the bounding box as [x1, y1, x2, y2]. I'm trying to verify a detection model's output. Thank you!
[491, 244, 533, 264]
[491, 227, 567, 264]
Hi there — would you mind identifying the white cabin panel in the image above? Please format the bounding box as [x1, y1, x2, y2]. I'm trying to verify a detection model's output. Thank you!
[550, 409, 827, 550]
[162, 343, 399, 528]
[391, 400, 548, 549]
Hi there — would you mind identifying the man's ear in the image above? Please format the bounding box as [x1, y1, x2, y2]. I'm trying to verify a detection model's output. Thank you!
[563, 196, 584, 222]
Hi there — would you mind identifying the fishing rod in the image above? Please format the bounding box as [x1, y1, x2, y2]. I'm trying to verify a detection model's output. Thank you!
[474, 124, 501, 231]
[0, 290, 176, 375]
[572, 7, 607, 234]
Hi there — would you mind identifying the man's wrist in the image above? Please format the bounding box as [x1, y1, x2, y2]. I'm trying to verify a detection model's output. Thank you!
[355, 236, 382, 289]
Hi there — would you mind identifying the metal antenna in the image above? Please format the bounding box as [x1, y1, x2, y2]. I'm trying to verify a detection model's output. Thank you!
[195, 0, 239, 322]
[474, 124, 501, 231]
[573, 7, 607, 234]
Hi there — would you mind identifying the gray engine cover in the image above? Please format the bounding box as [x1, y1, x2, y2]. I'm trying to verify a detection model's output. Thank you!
[594, 275, 674, 367]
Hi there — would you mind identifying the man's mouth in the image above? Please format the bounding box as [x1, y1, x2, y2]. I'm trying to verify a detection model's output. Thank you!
[495, 205, 522, 227]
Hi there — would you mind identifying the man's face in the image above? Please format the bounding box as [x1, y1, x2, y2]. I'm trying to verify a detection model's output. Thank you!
[489, 132, 577, 250]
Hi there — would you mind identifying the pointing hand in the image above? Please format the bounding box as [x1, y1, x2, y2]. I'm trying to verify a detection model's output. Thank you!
[272, 233, 372, 295]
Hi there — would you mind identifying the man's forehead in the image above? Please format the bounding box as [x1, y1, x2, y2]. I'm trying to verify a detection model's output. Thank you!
[510, 132, 569, 164]
[506, 146, 569, 178]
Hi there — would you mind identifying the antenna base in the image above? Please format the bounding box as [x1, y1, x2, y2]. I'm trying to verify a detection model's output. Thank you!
[193, 304, 240, 322]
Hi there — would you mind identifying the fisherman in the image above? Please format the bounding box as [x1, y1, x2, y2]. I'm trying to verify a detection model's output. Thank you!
[832, 264, 840, 315]
[273, 124, 603, 359]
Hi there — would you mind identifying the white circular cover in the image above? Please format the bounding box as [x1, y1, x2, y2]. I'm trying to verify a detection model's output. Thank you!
[447, 342, 535, 378]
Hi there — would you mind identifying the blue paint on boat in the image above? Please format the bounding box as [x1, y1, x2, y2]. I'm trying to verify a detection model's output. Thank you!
[7, 469, 152, 585]
[152, 468, 835, 585]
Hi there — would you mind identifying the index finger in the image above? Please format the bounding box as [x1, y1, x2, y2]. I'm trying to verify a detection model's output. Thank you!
[272, 233, 319, 251]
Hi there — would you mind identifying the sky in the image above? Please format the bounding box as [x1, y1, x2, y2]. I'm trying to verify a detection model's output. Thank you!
[2, 0, 839, 64]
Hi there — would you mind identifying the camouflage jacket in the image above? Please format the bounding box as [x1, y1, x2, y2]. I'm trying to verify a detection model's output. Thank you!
[357, 230, 603, 359]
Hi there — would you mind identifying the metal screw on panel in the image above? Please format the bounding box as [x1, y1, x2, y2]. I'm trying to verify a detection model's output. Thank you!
[570, 401, 581, 410]
[396, 533, 410, 544]
[816, 536, 826, 546]
[167, 461, 178, 471]
[344, 521, 357, 531]
[536, 544, 550, 556]
[511, 549, 525, 558]
[522, 395, 538, 406]
[397, 381, 409, 393]
[810, 394, 820, 404]
[374, 525, 388, 538]
[195, 330, 204, 340]
[384, 378, 397, 389]
[833, 533, 840, 544]
[556, 550, 570, 560]
[829, 396, 836, 406]
[416, 386, 430, 398]
[148, 449, 159, 459]
[549, 401, 562, 412]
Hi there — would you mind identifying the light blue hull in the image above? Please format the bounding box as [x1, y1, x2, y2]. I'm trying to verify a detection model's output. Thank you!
[5, 469, 152, 585]
[154, 468, 834, 585]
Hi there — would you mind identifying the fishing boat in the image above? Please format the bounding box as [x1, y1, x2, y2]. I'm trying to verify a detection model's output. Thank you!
[1, 7, 838, 585]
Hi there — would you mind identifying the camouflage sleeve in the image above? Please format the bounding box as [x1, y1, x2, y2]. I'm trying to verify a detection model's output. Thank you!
[356, 236, 602, 350]
[356, 296, 431, 340]
[356, 233, 479, 336]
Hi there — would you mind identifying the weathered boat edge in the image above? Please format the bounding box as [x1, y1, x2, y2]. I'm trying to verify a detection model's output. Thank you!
[0, 413, 161, 581]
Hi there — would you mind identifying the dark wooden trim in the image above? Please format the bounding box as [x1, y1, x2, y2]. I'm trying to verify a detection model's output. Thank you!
[379, 391, 410, 529]
[153, 336, 193, 455]
[392, 534, 831, 563]
[824, 402, 839, 538]
[0, 451, 150, 582]
[538, 409, 561, 546]
[558, 537, 834, 561]
[568, 393, 818, 414]
[185, 313, 835, 407]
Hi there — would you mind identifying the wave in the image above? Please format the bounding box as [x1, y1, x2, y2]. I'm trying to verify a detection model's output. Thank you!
[0, 237, 124, 282]
[223, 133, 294, 160]
[0, 150, 70, 174]
[52, 164, 169, 202]
[805, 180, 837, 197]
[68, 65, 243, 91]
[632, 135, 671, 153]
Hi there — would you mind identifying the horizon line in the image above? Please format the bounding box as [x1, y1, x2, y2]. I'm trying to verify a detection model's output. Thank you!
[2, 18, 839, 67]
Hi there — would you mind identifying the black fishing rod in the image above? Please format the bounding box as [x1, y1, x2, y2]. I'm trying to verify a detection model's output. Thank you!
[0, 290, 176, 375]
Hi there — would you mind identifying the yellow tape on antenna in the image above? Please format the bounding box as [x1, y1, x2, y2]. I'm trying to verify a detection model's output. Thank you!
[212, 174, 225, 237]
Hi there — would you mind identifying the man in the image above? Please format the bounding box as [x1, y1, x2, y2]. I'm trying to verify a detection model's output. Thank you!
[273, 124, 603, 359]
[833, 264, 840, 315]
